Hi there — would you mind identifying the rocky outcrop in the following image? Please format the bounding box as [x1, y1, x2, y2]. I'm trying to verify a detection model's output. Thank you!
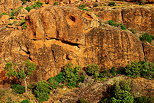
[0, 0, 22, 13]
[0, 6, 145, 81]
[143, 42, 154, 62]
[97, 6, 154, 35]
[59, 76, 154, 103]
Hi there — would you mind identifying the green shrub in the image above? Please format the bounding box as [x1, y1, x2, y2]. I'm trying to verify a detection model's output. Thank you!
[32, 1, 43, 8]
[86, 64, 100, 78]
[78, 4, 86, 9]
[78, 98, 90, 103]
[129, 29, 136, 34]
[21, 0, 30, 4]
[108, 2, 116, 6]
[25, 7, 32, 12]
[120, 25, 127, 30]
[110, 67, 117, 76]
[123, 61, 154, 79]
[134, 96, 154, 103]
[53, 72, 64, 83]
[62, 63, 83, 88]
[11, 84, 25, 94]
[108, 20, 127, 30]
[33, 81, 50, 102]
[25, 1, 43, 12]
[48, 78, 59, 89]
[139, 33, 154, 43]
[20, 100, 29, 103]
[100, 81, 134, 103]
[124, 62, 141, 78]
[54, 2, 59, 5]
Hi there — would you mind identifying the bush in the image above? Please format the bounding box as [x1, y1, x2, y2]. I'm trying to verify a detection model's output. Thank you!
[124, 62, 141, 78]
[54, 2, 59, 5]
[25, 1, 43, 12]
[139, 33, 154, 43]
[20, 100, 29, 103]
[108, 20, 127, 30]
[78, 4, 86, 10]
[123, 61, 154, 79]
[120, 25, 127, 30]
[77, 98, 90, 103]
[108, 2, 116, 6]
[86, 64, 100, 78]
[48, 78, 59, 89]
[100, 81, 134, 103]
[62, 63, 83, 88]
[11, 84, 25, 94]
[134, 96, 154, 103]
[129, 29, 136, 34]
[33, 81, 50, 102]
[21, 0, 30, 4]
[53, 72, 64, 83]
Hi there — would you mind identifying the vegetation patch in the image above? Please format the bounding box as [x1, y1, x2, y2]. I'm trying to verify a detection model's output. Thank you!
[25, 1, 43, 12]
[139, 33, 154, 43]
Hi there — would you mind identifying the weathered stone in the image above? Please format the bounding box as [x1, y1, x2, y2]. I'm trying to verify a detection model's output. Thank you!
[97, 6, 154, 35]
[0, 0, 22, 13]
[143, 42, 154, 62]
[0, 6, 145, 81]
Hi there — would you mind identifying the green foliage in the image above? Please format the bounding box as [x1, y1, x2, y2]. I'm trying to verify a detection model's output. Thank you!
[129, 29, 136, 34]
[25, 7, 31, 12]
[25, 1, 43, 12]
[78, 4, 86, 9]
[21, 0, 30, 4]
[11, 84, 25, 94]
[9, 7, 23, 19]
[134, 96, 154, 103]
[100, 81, 134, 103]
[5, 60, 36, 80]
[32, 1, 43, 8]
[48, 78, 59, 89]
[54, 2, 59, 5]
[22, 24, 27, 29]
[120, 25, 127, 30]
[123, 61, 154, 79]
[108, 20, 127, 30]
[53, 72, 64, 83]
[124, 62, 141, 78]
[20, 100, 29, 103]
[108, 2, 116, 6]
[139, 33, 154, 43]
[33, 81, 50, 102]
[62, 63, 83, 88]
[78, 98, 91, 103]
[86, 64, 100, 78]
[110, 67, 117, 76]
[0, 12, 7, 18]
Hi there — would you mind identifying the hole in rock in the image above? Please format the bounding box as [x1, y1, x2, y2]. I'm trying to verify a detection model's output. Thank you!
[70, 16, 76, 22]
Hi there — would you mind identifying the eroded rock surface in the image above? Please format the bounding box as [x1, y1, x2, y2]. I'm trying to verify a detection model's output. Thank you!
[97, 6, 154, 35]
[0, 6, 145, 81]
[0, 0, 22, 13]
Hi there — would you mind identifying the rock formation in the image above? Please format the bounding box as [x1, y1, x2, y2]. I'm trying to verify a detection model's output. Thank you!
[0, 6, 145, 81]
[0, 0, 22, 13]
[96, 6, 154, 35]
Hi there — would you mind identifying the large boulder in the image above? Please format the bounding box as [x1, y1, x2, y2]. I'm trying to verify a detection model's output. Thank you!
[97, 6, 154, 35]
[0, 6, 145, 81]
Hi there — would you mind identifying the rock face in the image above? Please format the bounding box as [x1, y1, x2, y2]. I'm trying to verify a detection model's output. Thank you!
[0, 0, 22, 13]
[0, 6, 145, 81]
[143, 42, 154, 62]
[97, 6, 154, 35]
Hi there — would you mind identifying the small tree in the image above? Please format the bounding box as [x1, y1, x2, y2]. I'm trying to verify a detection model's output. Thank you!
[4, 60, 36, 93]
